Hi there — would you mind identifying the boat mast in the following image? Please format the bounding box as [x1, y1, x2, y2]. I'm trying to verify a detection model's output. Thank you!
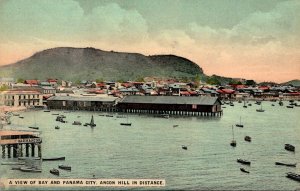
[232, 125, 235, 141]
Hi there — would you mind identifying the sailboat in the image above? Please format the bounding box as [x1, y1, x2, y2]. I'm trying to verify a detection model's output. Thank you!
[256, 104, 265, 112]
[84, 115, 96, 127]
[90, 115, 96, 127]
[120, 115, 131, 126]
[230, 125, 236, 147]
[243, 100, 247, 108]
[29, 112, 39, 130]
[236, 116, 244, 127]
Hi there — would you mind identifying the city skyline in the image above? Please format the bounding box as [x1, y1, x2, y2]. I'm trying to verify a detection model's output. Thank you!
[0, 0, 299, 83]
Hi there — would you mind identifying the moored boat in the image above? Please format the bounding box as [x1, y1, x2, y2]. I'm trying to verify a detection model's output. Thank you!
[286, 172, 300, 182]
[182, 145, 188, 150]
[275, 162, 296, 167]
[55, 126, 60, 129]
[72, 121, 82, 125]
[240, 168, 249, 173]
[42, 157, 65, 161]
[285, 144, 295, 152]
[28, 126, 39, 130]
[1, 161, 25, 165]
[230, 125, 236, 147]
[286, 105, 294, 108]
[237, 158, 251, 165]
[244, 136, 251, 142]
[20, 166, 42, 173]
[58, 165, 71, 170]
[50, 168, 59, 176]
[18, 157, 41, 160]
[235, 116, 244, 127]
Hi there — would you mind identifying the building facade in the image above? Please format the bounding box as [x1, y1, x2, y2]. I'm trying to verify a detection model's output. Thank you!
[0, 90, 43, 107]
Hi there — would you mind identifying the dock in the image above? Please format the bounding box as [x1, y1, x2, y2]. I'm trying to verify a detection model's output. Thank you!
[0, 130, 42, 159]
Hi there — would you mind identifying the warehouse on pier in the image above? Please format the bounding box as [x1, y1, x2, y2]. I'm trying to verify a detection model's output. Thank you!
[117, 96, 223, 116]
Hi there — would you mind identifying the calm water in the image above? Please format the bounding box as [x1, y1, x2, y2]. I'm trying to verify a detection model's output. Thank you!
[1, 101, 300, 190]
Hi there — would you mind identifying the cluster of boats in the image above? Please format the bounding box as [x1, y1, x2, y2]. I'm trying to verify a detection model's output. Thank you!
[50, 165, 72, 176]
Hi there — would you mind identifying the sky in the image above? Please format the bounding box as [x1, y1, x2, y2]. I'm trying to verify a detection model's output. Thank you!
[0, 0, 299, 83]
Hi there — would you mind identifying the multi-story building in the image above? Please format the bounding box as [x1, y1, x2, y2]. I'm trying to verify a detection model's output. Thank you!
[0, 90, 43, 107]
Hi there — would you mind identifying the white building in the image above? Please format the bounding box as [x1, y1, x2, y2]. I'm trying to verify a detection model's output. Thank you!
[0, 90, 43, 107]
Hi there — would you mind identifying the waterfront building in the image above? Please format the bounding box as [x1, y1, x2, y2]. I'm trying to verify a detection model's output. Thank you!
[118, 96, 222, 116]
[0, 90, 43, 107]
[0, 130, 42, 158]
[47, 95, 119, 111]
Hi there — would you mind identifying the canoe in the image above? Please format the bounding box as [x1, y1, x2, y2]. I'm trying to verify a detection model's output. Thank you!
[240, 168, 249, 173]
[275, 162, 296, 167]
[286, 172, 300, 182]
[20, 166, 42, 173]
[18, 157, 41, 160]
[50, 168, 59, 176]
[1, 161, 25, 165]
[237, 158, 251, 165]
[58, 165, 71, 170]
[285, 144, 295, 152]
[42, 157, 65, 161]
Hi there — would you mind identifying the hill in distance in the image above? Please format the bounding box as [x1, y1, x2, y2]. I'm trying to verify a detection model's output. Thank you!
[281, 79, 300, 86]
[0, 47, 204, 82]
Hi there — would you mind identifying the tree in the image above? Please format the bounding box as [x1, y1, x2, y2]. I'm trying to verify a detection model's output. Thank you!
[17, 78, 24, 83]
[245, 80, 256, 86]
[0, 85, 9, 91]
[96, 78, 104, 83]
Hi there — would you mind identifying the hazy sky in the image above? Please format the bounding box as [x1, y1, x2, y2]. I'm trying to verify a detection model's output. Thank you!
[0, 0, 299, 82]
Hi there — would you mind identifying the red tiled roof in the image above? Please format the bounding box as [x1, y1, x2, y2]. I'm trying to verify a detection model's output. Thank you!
[180, 91, 190, 95]
[217, 89, 235, 94]
[24, 80, 39, 85]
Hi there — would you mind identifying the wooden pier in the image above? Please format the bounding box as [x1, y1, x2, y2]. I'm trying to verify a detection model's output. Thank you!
[0, 130, 42, 159]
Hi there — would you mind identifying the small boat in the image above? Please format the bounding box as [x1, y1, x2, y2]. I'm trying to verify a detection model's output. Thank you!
[58, 165, 71, 171]
[20, 166, 42, 173]
[230, 103, 234, 106]
[222, 106, 227, 108]
[1, 161, 25, 165]
[84, 115, 96, 127]
[120, 115, 131, 126]
[13, 113, 20, 116]
[279, 101, 284, 106]
[105, 114, 114, 117]
[11, 167, 21, 170]
[173, 125, 179, 128]
[230, 125, 236, 147]
[52, 113, 60, 115]
[286, 105, 294, 108]
[18, 157, 41, 160]
[256, 105, 265, 112]
[42, 157, 65, 161]
[50, 168, 59, 176]
[248, 103, 252, 106]
[44, 110, 51, 112]
[240, 168, 249, 173]
[244, 136, 251, 142]
[237, 158, 251, 165]
[286, 172, 300, 182]
[271, 104, 275, 106]
[285, 144, 295, 152]
[120, 123, 132, 126]
[28, 126, 39, 130]
[55, 126, 60, 129]
[182, 145, 188, 150]
[72, 121, 82, 125]
[19, 116, 24, 119]
[98, 114, 105, 116]
[235, 116, 244, 127]
[275, 162, 296, 167]
[90, 115, 96, 127]
[238, 100, 242, 103]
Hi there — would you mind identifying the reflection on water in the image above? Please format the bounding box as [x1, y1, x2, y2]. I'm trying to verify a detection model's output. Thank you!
[1, 101, 300, 190]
